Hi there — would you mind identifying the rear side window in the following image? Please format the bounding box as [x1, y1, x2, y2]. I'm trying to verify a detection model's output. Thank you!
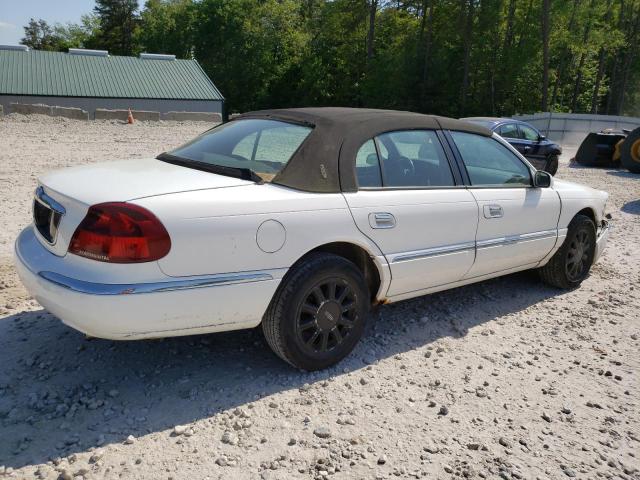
[355, 140, 383, 187]
[356, 130, 455, 188]
[451, 132, 531, 186]
[498, 123, 520, 139]
[169, 119, 312, 182]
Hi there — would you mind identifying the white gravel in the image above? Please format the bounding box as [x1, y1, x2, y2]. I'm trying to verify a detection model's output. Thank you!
[0, 114, 638, 479]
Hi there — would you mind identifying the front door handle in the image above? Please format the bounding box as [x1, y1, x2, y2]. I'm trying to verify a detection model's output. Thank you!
[483, 204, 504, 219]
[369, 212, 396, 229]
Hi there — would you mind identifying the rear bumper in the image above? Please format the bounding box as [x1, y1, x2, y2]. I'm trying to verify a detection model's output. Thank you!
[594, 219, 610, 263]
[14, 227, 282, 340]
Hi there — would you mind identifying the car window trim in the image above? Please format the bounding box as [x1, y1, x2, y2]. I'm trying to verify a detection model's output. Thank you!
[518, 124, 539, 143]
[372, 137, 388, 187]
[444, 130, 534, 188]
[355, 129, 462, 191]
[499, 122, 521, 140]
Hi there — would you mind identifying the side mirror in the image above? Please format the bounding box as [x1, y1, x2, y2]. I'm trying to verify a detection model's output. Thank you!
[534, 170, 552, 188]
[538, 134, 546, 141]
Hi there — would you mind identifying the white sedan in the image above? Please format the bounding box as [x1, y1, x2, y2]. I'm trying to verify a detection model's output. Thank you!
[15, 108, 610, 370]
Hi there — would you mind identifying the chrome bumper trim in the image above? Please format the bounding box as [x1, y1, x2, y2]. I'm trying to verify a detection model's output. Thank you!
[34, 186, 66, 215]
[37, 271, 273, 296]
[392, 242, 476, 263]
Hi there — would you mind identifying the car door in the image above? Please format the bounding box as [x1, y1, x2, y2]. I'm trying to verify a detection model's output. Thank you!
[343, 130, 478, 297]
[518, 123, 547, 169]
[447, 131, 560, 278]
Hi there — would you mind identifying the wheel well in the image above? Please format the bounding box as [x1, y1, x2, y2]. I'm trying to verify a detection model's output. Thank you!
[576, 207, 596, 225]
[307, 242, 381, 303]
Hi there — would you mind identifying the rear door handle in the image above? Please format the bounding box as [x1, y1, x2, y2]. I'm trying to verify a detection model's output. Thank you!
[369, 212, 396, 229]
[483, 204, 503, 219]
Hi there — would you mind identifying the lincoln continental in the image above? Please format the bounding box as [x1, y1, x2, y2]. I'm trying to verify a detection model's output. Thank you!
[15, 108, 610, 370]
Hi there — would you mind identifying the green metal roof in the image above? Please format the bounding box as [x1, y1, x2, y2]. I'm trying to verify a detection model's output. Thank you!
[0, 49, 223, 100]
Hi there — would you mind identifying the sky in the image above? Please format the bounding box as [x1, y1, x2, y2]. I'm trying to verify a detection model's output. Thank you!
[0, 0, 95, 45]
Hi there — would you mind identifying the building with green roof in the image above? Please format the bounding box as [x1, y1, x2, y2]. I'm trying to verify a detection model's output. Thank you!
[0, 46, 224, 118]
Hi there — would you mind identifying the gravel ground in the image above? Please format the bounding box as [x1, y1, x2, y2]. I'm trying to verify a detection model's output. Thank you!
[0, 114, 638, 480]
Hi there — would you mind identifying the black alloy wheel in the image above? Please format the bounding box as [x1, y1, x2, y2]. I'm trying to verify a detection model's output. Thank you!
[262, 252, 369, 370]
[538, 214, 596, 289]
[565, 229, 592, 282]
[296, 278, 357, 355]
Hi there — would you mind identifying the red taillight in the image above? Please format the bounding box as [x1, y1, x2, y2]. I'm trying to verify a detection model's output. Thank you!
[69, 203, 171, 263]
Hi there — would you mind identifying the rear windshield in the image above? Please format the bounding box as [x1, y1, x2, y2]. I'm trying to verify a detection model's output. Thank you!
[168, 119, 313, 182]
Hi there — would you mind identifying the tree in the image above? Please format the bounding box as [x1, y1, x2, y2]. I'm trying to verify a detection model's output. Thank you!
[138, 0, 195, 58]
[92, 0, 140, 55]
[25, 0, 640, 115]
[367, 0, 378, 61]
[541, 0, 551, 111]
[21, 18, 60, 51]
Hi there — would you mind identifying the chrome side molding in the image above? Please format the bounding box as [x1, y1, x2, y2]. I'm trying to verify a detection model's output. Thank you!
[392, 242, 475, 263]
[38, 271, 273, 296]
[476, 229, 557, 249]
[391, 229, 558, 263]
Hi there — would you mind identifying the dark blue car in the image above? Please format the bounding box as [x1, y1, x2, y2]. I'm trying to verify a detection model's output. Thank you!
[461, 117, 562, 175]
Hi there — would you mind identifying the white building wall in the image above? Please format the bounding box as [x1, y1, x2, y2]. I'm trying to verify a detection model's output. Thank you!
[0, 95, 223, 119]
[513, 112, 640, 145]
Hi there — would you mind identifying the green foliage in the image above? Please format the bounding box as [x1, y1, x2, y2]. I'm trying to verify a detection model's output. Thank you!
[138, 0, 196, 58]
[20, 0, 640, 116]
[21, 18, 62, 51]
[92, 0, 140, 55]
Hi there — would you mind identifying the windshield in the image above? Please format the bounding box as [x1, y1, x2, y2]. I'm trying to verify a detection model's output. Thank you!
[164, 119, 313, 182]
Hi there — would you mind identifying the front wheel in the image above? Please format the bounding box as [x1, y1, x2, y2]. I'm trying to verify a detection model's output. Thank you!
[262, 253, 369, 370]
[545, 155, 559, 175]
[538, 214, 596, 289]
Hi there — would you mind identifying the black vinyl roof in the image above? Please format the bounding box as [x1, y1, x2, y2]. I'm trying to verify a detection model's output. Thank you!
[236, 108, 492, 193]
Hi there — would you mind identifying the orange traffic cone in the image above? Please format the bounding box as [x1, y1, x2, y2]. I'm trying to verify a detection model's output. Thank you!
[127, 108, 134, 124]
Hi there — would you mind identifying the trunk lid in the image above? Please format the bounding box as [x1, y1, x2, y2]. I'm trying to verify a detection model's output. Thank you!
[35, 158, 252, 256]
[40, 158, 252, 204]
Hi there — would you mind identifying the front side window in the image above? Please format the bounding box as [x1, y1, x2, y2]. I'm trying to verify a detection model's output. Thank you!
[165, 119, 312, 182]
[519, 124, 540, 141]
[498, 123, 521, 139]
[356, 130, 454, 188]
[451, 131, 531, 186]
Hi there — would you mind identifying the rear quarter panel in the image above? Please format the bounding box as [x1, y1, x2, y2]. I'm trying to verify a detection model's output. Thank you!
[133, 184, 388, 279]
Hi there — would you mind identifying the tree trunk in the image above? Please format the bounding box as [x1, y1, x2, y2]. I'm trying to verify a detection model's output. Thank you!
[551, 0, 579, 107]
[616, 5, 640, 114]
[591, 0, 613, 113]
[541, 0, 551, 111]
[420, 0, 434, 104]
[459, 0, 474, 116]
[606, 0, 627, 114]
[367, 0, 377, 62]
[570, 0, 596, 112]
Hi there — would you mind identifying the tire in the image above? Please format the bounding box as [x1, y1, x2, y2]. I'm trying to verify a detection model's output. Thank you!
[620, 127, 640, 173]
[538, 214, 596, 289]
[262, 253, 369, 370]
[545, 155, 559, 175]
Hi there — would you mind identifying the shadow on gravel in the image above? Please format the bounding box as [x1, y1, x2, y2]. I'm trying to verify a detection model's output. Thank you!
[0, 270, 561, 469]
[607, 170, 640, 179]
[621, 199, 640, 215]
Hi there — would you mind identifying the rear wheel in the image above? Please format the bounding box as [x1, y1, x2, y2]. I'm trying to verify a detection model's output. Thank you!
[538, 214, 596, 289]
[262, 253, 369, 370]
[545, 155, 559, 175]
[620, 128, 640, 173]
